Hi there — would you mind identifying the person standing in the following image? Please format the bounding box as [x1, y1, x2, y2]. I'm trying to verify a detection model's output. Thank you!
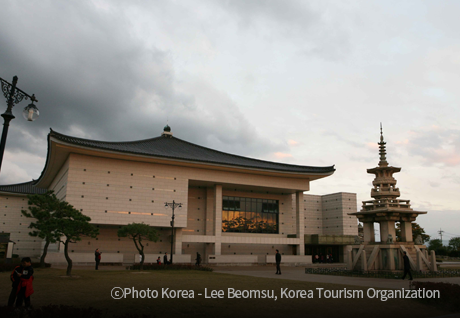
[163, 252, 169, 265]
[95, 249, 102, 270]
[275, 249, 282, 275]
[402, 251, 413, 280]
[8, 263, 23, 307]
[195, 252, 201, 266]
[15, 257, 34, 308]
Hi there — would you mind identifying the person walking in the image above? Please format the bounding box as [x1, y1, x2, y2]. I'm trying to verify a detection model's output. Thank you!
[402, 251, 413, 280]
[95, 249, 102, 270]
[275, 249, 282, 275]
[163, 252, 169, 265]
[195, 252, 201, 266]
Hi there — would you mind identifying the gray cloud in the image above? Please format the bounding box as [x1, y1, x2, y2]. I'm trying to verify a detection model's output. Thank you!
[206, 0, 350, 60]
[406, 127, 460, 167]
[0, 1, 286, 183]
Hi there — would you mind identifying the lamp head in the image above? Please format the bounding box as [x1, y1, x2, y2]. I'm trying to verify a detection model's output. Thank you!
[23, 102, 39, 121]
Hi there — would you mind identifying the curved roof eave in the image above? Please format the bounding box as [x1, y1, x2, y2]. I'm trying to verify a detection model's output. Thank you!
[34, 129, 336, 188]
[0, 181, 47, 195]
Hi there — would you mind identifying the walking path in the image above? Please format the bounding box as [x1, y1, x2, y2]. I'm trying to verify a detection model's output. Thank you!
[51, 264, 460, 289]
[212, 266, 460, 289]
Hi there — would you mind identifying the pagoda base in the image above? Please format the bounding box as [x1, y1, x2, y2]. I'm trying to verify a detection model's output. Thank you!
[346, 242, 437, 272]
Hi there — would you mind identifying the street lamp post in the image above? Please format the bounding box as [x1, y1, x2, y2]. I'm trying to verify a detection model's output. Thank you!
[164, 200, 182, 264]
[0, 76, 39, 174]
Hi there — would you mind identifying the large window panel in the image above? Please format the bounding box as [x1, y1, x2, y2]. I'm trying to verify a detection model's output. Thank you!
[222, 196, 279, 233]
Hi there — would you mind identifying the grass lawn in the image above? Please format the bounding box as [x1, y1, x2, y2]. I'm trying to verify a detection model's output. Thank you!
[0, 268, 453, 318]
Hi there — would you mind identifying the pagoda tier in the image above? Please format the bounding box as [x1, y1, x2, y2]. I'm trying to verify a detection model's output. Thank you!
[346, 125, 434, 273]
[349, 125, 426, 244]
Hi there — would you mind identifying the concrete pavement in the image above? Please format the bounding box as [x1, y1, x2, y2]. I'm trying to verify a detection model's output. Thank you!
[212, 265, 460, 289]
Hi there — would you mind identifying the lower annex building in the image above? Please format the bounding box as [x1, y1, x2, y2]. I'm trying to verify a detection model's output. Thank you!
[0, 126, 358, 264]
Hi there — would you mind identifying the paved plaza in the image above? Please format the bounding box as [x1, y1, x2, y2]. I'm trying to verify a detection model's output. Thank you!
[51, 264, 460, 290]
[212, 265, 460, 289]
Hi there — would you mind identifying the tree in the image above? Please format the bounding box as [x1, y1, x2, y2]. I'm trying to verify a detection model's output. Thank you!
[21, 191, 60, 268]
[118, 223, 158, 270]
[428, 239, 443, 251]
[449, 237, 460, 251]
[53, 202, 99, 276]
[395, 222, 430, 243]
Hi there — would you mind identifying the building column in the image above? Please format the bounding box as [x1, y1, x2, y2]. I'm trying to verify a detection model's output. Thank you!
[363, 222, 375, 243]
[213, 185, 222, 255]
[430, 250, 437, 272]
[295, 191, 305, 255]
[6, 242, 14, 258]
[361, 250, 367, 271]
[174, 228, 182, 255]
[379, 221, 396, 243]
[388, 248, 395, 270]
[205, 188, 215, 235]
[400, 221, 413, 242]
[346, 248, 353, 270]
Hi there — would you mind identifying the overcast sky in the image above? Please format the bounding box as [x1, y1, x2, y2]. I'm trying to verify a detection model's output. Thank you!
[1, 0, 459, 242]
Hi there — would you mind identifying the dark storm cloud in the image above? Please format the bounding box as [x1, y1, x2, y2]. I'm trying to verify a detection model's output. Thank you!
[0, 1, 286, 183]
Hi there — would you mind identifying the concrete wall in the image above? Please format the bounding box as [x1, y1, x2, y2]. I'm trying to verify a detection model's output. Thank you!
[207, 255, 258, 264]
[69, 225, 174, 256]
[303, 194, 323, 234]
[46, 252, 123, 264]
[134, 254, 191, 264]
[0, 151, 359, 261]
[266, 255, 312, 265]
[321, 193, 358, 235]
[0, 194, 42, 258]
[64, 153, 311, 229]
[49, 157, 69, 200]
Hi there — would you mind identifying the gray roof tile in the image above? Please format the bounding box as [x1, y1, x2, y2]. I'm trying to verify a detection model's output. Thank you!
[50, 130, 335, 174]
[0, 181, 47, 195]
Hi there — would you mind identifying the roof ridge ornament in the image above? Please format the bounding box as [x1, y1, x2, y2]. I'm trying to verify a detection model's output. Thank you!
[378, 123, 388, 167]
[162, 124, 173, 137]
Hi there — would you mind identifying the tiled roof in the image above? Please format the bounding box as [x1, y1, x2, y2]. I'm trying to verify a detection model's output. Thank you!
[50, 130, 335, 174]
[0, 181, 47, 195]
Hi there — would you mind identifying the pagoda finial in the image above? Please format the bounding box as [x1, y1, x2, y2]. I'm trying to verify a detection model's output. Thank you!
[378, 123, 388, 167]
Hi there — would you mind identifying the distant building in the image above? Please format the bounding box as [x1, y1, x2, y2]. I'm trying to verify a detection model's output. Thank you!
[0, 126, 358, 264]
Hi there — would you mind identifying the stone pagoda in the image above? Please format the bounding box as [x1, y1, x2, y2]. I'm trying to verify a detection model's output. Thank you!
[347, 126, 436, 272]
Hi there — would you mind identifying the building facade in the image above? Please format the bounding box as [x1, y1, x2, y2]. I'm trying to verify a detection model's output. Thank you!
[0, 126, 358, 264]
